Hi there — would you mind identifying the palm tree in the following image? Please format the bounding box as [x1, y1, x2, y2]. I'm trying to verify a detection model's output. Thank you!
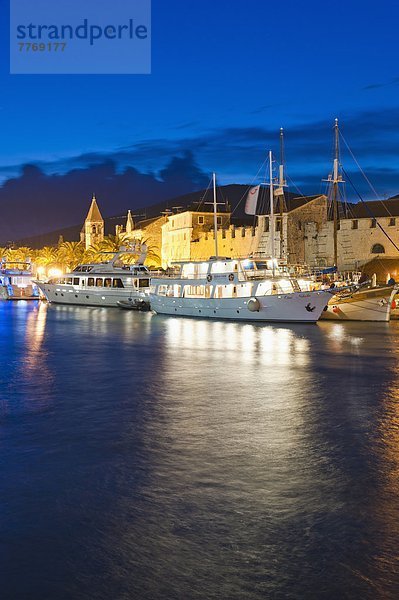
[58, 241, 85, 271]
[99, 234, 131, 252]
[84, 241, 108, 263]
[7, 246, 33, 264]
[35, 246, 59, 269]
[0, 247, 8, 262]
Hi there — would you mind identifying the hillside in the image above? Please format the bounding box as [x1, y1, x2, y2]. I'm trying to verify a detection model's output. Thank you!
[15, 184, 289, 248]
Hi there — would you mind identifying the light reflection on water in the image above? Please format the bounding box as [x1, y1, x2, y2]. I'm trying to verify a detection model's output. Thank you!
[1, 302, 399, 599]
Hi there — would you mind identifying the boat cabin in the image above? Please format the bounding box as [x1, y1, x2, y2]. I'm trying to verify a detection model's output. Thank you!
[151, 258, 313, 299]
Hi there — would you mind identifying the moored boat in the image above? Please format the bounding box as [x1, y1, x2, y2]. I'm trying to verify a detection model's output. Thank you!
[320, 283, 397, 321]
[150, 257, 334, 322]
[0, 260, 39, 300]
[35, 246, 153, 308]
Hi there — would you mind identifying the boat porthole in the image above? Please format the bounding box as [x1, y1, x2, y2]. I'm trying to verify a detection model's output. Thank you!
[214, 310, 216, 314]
[237, 310, 239, 314]
[199, 310, 201, 313]
[55, 293, 58, 296]
[61, 293, 64, 297]
[75, 295, 78, 298]
[175, 308, 177, 311]
[86, 296, 89, 299]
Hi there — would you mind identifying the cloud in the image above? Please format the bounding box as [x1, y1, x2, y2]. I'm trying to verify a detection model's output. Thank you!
[0, 105, 398, 242]
[0, 153, 209, 243]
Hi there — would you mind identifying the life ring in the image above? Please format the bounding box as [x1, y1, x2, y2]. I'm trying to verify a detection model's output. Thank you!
[206, 274, 212, 282]
[228, 273, 234, 282]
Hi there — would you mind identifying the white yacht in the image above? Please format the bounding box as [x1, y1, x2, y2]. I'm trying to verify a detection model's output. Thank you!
[35, 247, 152, 308]
[150, 257, 334, 322]
[150, 163, 334, 323]
[0, 260, 40, 300]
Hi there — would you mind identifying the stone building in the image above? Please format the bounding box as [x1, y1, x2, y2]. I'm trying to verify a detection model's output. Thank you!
[160, 210, 258, 268]
[80, 195, 104, 250]
[260, 194, 399, 270]
[88, 191, 399, 271]
[302, 197, 399, 270]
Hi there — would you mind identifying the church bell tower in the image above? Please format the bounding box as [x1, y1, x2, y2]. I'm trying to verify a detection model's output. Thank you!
[81, 195, 104, 250]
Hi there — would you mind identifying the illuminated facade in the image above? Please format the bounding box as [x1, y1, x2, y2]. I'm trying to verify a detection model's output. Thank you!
[80, 195, 104, 250]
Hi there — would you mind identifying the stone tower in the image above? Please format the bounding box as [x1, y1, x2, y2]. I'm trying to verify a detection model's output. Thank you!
[81, 195, 104, 250]
[126, 210, 134, 235]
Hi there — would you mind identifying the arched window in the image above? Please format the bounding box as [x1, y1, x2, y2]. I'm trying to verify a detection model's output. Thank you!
[371, 243, 385, 254]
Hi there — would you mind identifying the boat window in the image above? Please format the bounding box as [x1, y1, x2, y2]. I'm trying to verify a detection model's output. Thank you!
[73, 277, 80, 285]
[210, 261, 236, 274]
[256, 281, 273, 296]
[112, 278, 124, 288]
[96, 278, 103, 287]
[217, 216, 222, 225]
[158, 285, 167, 296]
[214, 285, 235, 298]
[183, 285, 205, 297]
[104, 278, 112, 288]
[198, 216, 204, 224]
[139, 279, 150, 288]
[66, 278, 73, 284]
[88, 278, 95, 286]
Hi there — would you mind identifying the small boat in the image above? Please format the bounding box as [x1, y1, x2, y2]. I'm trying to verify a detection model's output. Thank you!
[117, 298, 151, 311]
[35, 245, 153, 308]
[320, 283, 397, 321]
[0, 259, 40, 300]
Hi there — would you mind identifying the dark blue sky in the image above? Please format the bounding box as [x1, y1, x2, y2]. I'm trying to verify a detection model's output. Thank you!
[1, 0, 399, 200]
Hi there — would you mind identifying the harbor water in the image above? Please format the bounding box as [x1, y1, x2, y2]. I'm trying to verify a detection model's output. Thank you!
[1, 301, 399, 599]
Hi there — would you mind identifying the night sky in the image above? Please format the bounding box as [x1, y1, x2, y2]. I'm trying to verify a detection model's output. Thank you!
[1, 0, 399, 239]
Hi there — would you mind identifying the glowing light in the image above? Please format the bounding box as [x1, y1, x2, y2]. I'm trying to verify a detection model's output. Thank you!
[36, 266, 46, 278]
[48, 268, 63, 278]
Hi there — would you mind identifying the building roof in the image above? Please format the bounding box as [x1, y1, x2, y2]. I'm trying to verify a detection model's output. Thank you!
[344, 197, 399, 219]
[85, 196, 103, 222]
[287, 195, 323, 212]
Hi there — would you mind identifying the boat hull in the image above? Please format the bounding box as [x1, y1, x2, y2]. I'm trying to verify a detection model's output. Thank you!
[320, 286, 396, 322]
[36, 282, 146, 308]
[0, 283, 39, 300]
[149, 290, 332, 323]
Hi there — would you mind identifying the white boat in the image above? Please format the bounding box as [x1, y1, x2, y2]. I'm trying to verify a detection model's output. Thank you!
[321, 283, 397, 321]
[150, 257, 334, 322]
[0, 260, 40, 300]
[150, 166, 333, 323]
[35, 247, 152, 308]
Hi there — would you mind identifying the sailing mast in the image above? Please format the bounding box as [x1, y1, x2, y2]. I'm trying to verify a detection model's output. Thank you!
[278, 128, 287, 259]
[323, 119, 344, 268]
[332, 118, 343, 267]
[269, 151, 275, 275]
[212, 172, 219, 259]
